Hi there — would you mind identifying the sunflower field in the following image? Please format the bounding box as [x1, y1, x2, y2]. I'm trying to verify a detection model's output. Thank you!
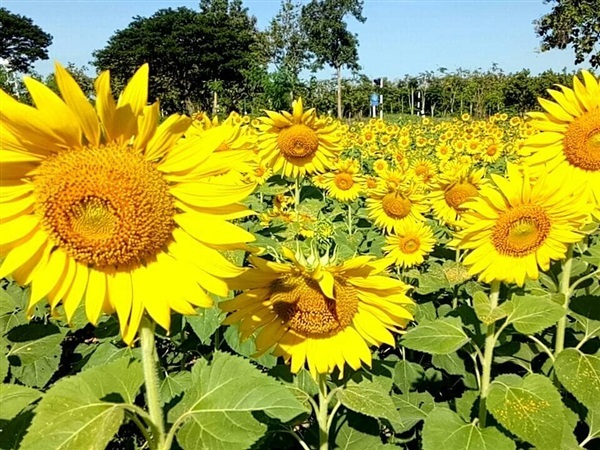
[0, 65, 599, 450]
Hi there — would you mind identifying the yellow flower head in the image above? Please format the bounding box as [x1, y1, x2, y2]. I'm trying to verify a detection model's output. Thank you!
[256, 98, 341, 178]
[383, 221, 436, 268]
[222, 249, 414, 378]
[322, 159, 364, 202]
[0, 63, 255, 344]
[451, 164, 591, 286]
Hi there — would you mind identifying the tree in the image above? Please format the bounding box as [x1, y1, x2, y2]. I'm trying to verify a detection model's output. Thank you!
[535, 0, 600, 68]
[265, 0, 309, 100]
[93, 4, 266, 114]
[0, 7, 53, 73]
[300, 0, 366, 118]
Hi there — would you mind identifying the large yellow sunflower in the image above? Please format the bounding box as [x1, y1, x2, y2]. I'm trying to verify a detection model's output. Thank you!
[0, 63, 255, 344]
[222, 250, 414, 378]
[430, 167, 487, 226]
[522, 70, 600, 216]
[256, 98, 341, 178]
[451, 164, 591, 286]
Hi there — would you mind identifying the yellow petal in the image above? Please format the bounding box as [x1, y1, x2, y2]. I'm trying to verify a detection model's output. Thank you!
[175, 213, 255, 245]
[63, 262, 89, 323]
[85, 269, 107, 325]
[0, 228, 48, 279]
[94, 70, 117, 141]
[145, 114, 191, 161]
[107, 269, 133, 336]
[117, 63, 149, 117]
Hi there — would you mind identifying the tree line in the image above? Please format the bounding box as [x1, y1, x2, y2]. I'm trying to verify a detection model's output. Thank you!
[1, 1, 597, 119]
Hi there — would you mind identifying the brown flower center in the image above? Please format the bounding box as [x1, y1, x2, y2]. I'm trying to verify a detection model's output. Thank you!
[400, 237, 420, 254]
[277, 124, 319, 159]
[334, 173, 354, 191]
[382, 193, 412, 219]
[34, 145, 174, 268]
[444, 182, 479, 211]
[271, 275, 358, 336]
[564, 109, 600, 171]
[491, 205, 551, 257]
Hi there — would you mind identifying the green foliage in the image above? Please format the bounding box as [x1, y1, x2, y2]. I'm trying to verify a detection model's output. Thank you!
[555, 348, 600, 412]
[401, 317, 470, 354]
[168, 351, 308, 450]
[0, 7, 52, 73]
[20, 357, 144, 450]
[535, 0, 600, 68]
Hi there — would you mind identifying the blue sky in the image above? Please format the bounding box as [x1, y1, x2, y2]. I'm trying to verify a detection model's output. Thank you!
[2, 0, 585, 79]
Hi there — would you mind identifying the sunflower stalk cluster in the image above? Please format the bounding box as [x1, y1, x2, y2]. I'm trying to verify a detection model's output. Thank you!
[0, 65, 599, 450]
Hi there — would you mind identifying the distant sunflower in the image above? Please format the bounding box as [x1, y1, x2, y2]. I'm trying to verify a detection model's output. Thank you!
[366, 184, 428, 233]
[383, 221, 436, 268]
[222, 250, 414, 377]
[522, 70, 600, 217]
[322, 159, 364, 202]
[0, 63, 255, 344]
[451, 164, 590, 286]
[256, 98, 341, 178]
[430, 168, 487, 225]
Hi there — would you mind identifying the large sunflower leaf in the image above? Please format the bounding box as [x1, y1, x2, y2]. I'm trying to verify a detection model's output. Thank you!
[168, 351, 308, 450]
[401, 317, 469, 354]
[422, 407, 515, 450]
[0, 383, 41, 421]
[19, 357, 143, 450]
[336, 379, 402, 424]
[504, 294, 565, 335]
[554, 348, 600, 411]
[487, 374, 575, 450]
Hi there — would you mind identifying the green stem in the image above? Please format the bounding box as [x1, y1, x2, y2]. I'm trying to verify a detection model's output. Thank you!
[478, 280, 501, 428]
[139, 318, 166, 447]
[554, 244, 574, 357]
[317, 374, 329, 450]
[347, 203, 353, 235]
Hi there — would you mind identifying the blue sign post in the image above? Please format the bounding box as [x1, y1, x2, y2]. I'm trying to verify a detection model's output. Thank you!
[370, 93, 379, 106]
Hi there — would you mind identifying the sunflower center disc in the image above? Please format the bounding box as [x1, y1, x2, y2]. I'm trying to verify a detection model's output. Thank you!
[277, 124, 319, 159]
[564, 109, 600, 171]
[382, 193, 412, 219]
[334, 173, 354, 191]
[445, 182, 479, 210]
[271, 275, 358, 336]
[34, 145, 175, 268]
[401, 237, 420, 254]
[491, 205, 551, 257]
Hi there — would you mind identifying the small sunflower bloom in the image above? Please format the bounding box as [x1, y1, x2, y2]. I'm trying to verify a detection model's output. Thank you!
[383, 221, 436, 268]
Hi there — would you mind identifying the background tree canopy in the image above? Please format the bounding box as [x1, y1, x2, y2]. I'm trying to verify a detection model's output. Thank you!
[0, 7, 53, 73]
[535, 0, 600, 68]
[92, 1, 267, 114]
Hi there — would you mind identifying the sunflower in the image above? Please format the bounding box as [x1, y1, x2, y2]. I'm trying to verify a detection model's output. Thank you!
[0, 63, 255, 344]
[522, 70, 600, 216]
[373, 158, 389, 174]
[383, 221, 436, 268]
[451, 164, 591, 286]
[222, 249, 414, 377]
[366, 183, 428, 233]
[256, 98, 341, 178]
[430, 167, 487, 225]
[322, 159, 364, 202]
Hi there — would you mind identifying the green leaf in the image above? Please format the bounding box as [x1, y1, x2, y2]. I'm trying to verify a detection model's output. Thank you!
[505, 294, 566, 335]
[455, 390, 479, 422]
[554, 348, 600, 411]
[334, 413, 387, 450]
[0, 384, 41, 420]
[0, 350, 8, 382]
[224, 324, 277, 368]
[336, 379, 402, 424]
[473, 291, 508, 325]
[432, 352, 466, 376]
[390, 391, 434, 433]
[82, 341, 141, 369]
[422, 407, 515, 450]
[168, 351, 308, 450]
[393, 360, 424, 393]
[416, 263, 452, 295]
[186, 304, 225, 345]
[6, 323, 66, 387]
[20, 357, 143, 450]
[401, 317, 469, 354]
[160, 371, 192, 406]
[487, 374, 573, 450]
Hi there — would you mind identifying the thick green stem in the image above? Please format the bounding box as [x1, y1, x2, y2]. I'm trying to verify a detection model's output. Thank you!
[317, 374, 329, 450]
[139, 318, 166, 447]
[555, 244, 574, 357]
[347, 203, 353, 235]
[478, 280, 501, 428]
